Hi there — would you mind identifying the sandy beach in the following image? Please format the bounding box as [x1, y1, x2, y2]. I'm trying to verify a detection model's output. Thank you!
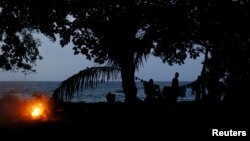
[1, 101, 248, 140]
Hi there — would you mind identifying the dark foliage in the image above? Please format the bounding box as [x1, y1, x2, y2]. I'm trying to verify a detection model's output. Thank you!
[1, 0, 249, 104]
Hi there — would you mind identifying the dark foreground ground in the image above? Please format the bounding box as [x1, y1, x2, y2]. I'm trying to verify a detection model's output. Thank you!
[0, 101, 249, 140]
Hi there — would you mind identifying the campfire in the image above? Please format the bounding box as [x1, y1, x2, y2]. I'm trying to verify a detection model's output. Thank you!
[23, 93, 51, 121]
[31, 103, 44, 118]
[0, 92, 61, 124]
[27, 101, 48, 120]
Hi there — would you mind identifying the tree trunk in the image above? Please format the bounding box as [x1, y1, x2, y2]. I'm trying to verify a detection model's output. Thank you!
[206, 51, 222, 105]
[200, 48, 209, 101]
[120, 49, 138, 105]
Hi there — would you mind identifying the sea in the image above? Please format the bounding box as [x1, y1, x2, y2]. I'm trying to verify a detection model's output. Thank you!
[0, 81, 195, 103]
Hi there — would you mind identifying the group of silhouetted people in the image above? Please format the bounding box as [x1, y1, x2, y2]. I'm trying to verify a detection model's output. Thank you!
[142, 72, 182, 104]
[105, 72, 206, 104]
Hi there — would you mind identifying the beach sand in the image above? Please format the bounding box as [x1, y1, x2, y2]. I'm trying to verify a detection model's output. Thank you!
[0, 101, 248, 140]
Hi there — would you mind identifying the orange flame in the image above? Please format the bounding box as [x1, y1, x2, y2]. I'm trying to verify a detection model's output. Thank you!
[23, 95, 51, 121]
[0, 93, 53, 122]
[30, 103, 45, 119]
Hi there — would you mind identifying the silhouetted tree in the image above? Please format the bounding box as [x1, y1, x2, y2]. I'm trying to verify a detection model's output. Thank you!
[1, 0, 249, 106]
[0, 0, 65, 72]
[192, 0, 250, 105]
[51, 0, 201, 104]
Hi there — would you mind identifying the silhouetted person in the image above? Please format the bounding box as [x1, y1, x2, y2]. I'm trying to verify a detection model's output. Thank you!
[143, 79, 161, 101]
[194, 76, 202, 101]
[143, 79, 154, 100]
[106, 92, 115, 104]
[171, 72, 180, 103]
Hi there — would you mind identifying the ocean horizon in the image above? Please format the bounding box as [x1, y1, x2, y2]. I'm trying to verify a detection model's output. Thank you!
[0, 81, 195, 103]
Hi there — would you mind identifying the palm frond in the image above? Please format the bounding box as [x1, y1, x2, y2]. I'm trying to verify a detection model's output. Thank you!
[53, 66, 121, 101]
[134, 52, 150, 71]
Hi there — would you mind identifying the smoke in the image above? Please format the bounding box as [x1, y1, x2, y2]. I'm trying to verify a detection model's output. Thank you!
[0, 92, 52, 125]
[0, 95, 24, 124]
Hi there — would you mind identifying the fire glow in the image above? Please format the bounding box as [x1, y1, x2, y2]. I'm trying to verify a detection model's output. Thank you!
[30, 103, 45, 119]
[23, 94, 51, 121]
[0, 93, 53, 123]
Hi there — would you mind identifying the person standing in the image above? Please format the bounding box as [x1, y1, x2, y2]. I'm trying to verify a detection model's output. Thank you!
[172, 72, 180, 103]
[194, 76, 202, 101]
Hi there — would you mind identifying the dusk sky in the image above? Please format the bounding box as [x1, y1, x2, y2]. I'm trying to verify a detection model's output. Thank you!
[0, 34, 204, 82]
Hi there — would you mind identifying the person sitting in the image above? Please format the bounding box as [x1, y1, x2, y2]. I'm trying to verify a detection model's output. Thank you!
[106, 92, 115, 104]
[143, 79, 161, 101]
